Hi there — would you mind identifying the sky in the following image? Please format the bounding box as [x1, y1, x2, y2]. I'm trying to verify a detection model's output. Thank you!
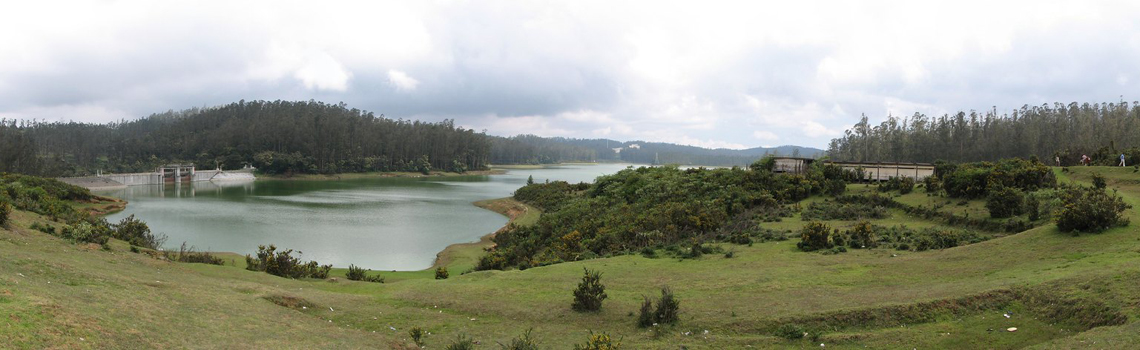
[2, 1, 1139, 149]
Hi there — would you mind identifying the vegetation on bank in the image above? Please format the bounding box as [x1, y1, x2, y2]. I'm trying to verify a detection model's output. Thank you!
[827, 101, 1140, 164]
[478, 160, 859, 270]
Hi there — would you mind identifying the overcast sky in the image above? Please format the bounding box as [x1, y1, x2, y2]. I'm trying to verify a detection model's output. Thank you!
[2, 1, 1139, 149]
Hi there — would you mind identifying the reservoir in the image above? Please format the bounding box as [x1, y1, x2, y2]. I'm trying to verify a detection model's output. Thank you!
[98, 164, 634, 271]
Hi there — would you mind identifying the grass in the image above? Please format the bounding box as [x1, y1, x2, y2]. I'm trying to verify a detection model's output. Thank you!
[3, 166, 1140, 348]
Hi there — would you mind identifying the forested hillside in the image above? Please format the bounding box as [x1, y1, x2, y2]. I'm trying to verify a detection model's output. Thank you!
[489, 135, 822, 166]
[827, 101, 1140, 164]
[0, 100, 491, 176]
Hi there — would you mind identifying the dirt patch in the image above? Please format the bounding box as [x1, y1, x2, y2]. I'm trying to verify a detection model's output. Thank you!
[262, 294, 315, 310]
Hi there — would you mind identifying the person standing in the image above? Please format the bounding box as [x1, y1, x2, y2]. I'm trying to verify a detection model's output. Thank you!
[1055, 155, 1061, 167]
[1121, 153, 1127, 167]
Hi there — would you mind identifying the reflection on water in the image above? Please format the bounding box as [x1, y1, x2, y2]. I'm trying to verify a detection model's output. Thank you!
[97, 163, 637, 270]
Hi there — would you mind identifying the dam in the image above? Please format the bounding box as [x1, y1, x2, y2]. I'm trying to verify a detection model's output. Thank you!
[59, 164, 256, 190]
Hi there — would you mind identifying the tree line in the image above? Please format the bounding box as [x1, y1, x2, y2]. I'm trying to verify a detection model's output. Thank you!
[0, 100, 492, 176]
[827, 101, 1140, 165]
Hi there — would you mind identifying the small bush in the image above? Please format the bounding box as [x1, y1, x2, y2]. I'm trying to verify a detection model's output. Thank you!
[164, 242, 224, 265]
[846, 220, 876, 248]
[446, 334, 476, 350]
[797, 222, 833, 252]
[636, 297, 655, 328]
[1056, 186, 1131, 233]
[571, 268, 607, 312]
[61, 221, 111, 245]
[986, 187, 1025, 219]
[573, 331, 621, 350]
[435, 266, 449, 280]
[823, 179, 846, 196]
[687, 242, 703, 259]
[409, 326, 425, 347]
[776, 324, 807, 340]
[801, 201, 888, 221]
[244, 245, 331, 279]
[1092, 173, 1107, 189]
[923, 175, 942, 194]
[498, 329, 539, 350]
[880, 176, 916, 194]
[1025, 195, 1041, 221]
[347, 264, 385, 283]
[113, 214, 166, 250]
[653, 286, 680, 325]
[0, 200, 10, 227]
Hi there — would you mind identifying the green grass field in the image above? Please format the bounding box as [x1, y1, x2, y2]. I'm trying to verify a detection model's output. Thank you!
[3, 167, 1140, 348]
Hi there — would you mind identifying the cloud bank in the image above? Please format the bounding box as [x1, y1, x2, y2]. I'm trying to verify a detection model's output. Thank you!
[2, 0, 1139, 149]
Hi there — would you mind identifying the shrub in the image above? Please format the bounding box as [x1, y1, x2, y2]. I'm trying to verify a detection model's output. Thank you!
[653, 286, 680, 325]
[1025, 195, 1041, 221]
[244, 245, 331, 279]
[0, 200, 10, 227]
[498, 329, 539, 350]
[347, 264, 385, 283]
[409, 326, 425, 347]
[880, 176, 915, 194]
[636, 297, 655, 328]
[60, 221, 110, 245]
[573, 331, 621, 350]
[446, 334, 475, 350]
[435, 266, 449, 280]
[801, 201, 889, 221]
[687, 242, 703, 259]
[823, 179, 846, 196]
[846, 220, 876, 248]
[776, 324, 807, 340]
[1091, 173, 1107, 189]
[924, 175, 942, 194]
[113, 214, 166, 250]
[986, 187, 1025, 219]
[1056, 186, 1131, 233]
[571, 268, 607, 312]
[164, 242, 224, 265]
[797, 222, 833, 252]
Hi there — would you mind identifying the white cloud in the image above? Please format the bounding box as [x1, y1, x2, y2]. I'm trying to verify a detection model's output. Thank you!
[753, 130, 779, 141]
[3, 1, 1140, 149]
[387, 70, 420, 91]
[294, 53, 352, 91]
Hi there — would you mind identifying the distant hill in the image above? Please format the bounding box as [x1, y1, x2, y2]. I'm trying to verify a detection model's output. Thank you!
[489, 135, 823, 166]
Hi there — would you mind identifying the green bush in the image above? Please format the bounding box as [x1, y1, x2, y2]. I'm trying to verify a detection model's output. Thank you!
[409, 326, 425, 347]
[244, 245, 331, 279]
[941, 158, 1055, 198]
[446, 334, 475, 350]
[0, 200, 10, 227]
[880, 176, 915, 194]
[347, 264, 385, 283]
[801, 200, 889, 221]
[60, 221, 111, 245]
[571, 268, 607, 312]
[1056, 186, 1131, 233]
[1025, 195, 1041, 221]
[435, 266, 449, 280]
[164, 242, 224, 265]
[1092, 173, 1107, 189]
[572, 331, 621, 350]
[498, 329, 540, 350]
[653, 286, 680, 325]
[636, 297, 655, 328]
[923, 175, 942, 194]
[986, 187, 1025, 219]
[846, 220, 876, 248]
[113, 214, 166, 250]
[797, 222, 833, 252]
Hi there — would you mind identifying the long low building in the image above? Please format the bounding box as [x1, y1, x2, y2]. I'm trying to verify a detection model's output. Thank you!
[828, 161, 934, 181]
[769, 157, 934, 181]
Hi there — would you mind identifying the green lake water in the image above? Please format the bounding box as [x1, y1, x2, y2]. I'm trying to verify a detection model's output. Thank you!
[98, 163, 635, 270]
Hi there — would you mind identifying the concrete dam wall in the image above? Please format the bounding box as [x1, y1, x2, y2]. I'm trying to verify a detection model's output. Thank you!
[60, 169, 255, 190]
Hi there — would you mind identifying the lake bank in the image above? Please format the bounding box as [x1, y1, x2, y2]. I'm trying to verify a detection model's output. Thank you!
[256, 169, 506, 181]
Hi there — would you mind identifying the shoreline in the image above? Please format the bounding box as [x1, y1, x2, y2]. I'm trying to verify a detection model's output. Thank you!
[428, 197, 539, 272]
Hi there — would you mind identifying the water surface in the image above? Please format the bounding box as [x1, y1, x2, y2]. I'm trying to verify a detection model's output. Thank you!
[99, 163, 635, 270]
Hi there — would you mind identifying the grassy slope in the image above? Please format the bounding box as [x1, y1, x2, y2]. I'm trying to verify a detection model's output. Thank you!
[2, 167, 1140, 348]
